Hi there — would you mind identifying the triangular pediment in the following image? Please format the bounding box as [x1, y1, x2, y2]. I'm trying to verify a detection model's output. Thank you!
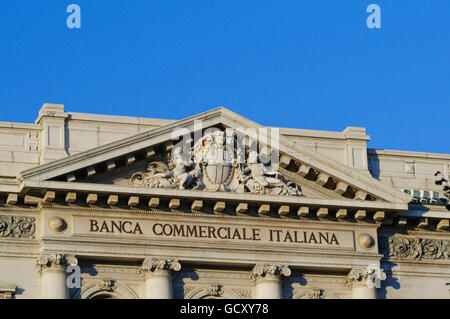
[17, 107, 411, 207]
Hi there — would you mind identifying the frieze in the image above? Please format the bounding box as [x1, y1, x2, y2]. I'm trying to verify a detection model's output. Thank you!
[286, 276, 345, 284]
[81, 265, 140, 275]
[195, 271, 252, 280]
[0, 215, 35, 239]
[388, 237, 450, 260]
[231, 289, 252, 299]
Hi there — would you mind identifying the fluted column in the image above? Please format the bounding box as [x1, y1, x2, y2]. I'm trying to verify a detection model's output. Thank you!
[251, 264, 291, 299]
[140, 258, 181, 299]
[36, 253, 77, 299]
[345, 267, 386, 299]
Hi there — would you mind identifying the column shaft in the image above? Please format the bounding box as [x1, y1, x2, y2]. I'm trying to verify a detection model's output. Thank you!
[254, 276, 282, 299]
[144, 271, 173, 299]
[41, 270, 68, 299]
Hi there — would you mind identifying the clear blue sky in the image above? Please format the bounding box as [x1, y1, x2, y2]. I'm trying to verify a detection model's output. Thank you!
[0, 1, 448, 153]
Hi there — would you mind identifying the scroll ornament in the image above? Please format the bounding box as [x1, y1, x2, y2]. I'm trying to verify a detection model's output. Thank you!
[251, 264, 291, 281]
[388, 237, 450, 260]
[139, 258, 181, 277]
[308, 289, 326, 299]
[96, 280, 117, 292]
[36, 254, 78, 273]
[345, 267, 386, 288]
[207, 284, 224, 297]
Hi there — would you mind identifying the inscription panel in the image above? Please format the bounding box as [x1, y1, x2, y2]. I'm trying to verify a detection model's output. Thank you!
[72, 216, 355, 250]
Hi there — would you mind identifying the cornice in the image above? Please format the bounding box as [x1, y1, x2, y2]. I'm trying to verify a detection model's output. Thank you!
[15, 106, 411, 204]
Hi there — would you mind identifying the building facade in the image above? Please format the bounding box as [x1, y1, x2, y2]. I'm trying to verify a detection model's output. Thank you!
[0, 103, 449, 299]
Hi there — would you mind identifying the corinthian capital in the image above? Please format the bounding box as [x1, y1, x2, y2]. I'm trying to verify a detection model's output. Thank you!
[36, 253, 78, 273]
[345, 266, 386, 288]
[251, 264, 291, 281]
[139, 258, 181, 277]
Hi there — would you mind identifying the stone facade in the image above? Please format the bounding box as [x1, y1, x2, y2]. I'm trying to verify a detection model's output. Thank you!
[0, 103, 449, 299]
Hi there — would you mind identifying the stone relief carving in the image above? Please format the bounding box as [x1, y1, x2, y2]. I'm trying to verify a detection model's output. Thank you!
[0, 216, 35, 239]
[251, 264, 291, 281]
[307, 289, 326, 299]
[139, 258, 181, 277]
[80, 280, 139, 299]
[36, 253, 78, 273]
[388, 237, 450, 260]
[131, 130, 301, 196]
[207, 284, 224, 297]
[183, 285, 244, 299]
[293, 289, 341, 299]
[96, 280, 117, 292]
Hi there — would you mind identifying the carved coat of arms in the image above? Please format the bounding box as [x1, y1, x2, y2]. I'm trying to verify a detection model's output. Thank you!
[131, 130, 301, 196]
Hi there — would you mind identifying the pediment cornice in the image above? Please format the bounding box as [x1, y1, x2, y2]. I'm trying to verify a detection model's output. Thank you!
[16, 107, 411, 204]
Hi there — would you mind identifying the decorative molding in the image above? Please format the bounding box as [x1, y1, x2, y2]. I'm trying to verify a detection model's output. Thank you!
[231, 288, 251, 299]
[388, 237, 450, 260]
[139, 258, 181, 277]
[81, 280, 139, 299]
[0, 215, 35, 239]
[95, 280, 117, 292]
[207, 284, 224, 297]
[280, 168, 345, 200]
[293, 289, 340, 299]
[307, 288, 326, 299]
[36, 253, 78, 273]
[183, 285, 243, 299]
[80, 265, 139, 275]
[251, 264, 291, 281]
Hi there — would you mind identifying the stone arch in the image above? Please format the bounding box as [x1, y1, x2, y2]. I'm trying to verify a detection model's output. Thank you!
[81, 280, 139, 299]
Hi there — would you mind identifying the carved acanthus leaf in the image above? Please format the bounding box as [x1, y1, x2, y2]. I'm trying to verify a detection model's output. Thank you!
[0, 216, 35, 239]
